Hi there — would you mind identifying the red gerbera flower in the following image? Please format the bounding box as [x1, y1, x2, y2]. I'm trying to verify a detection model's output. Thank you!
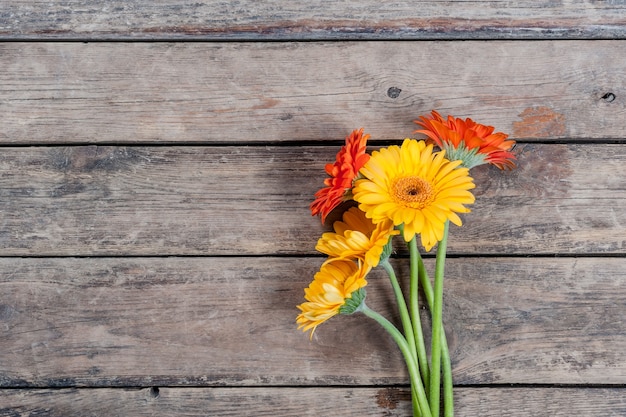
[310, 128, 370, 223]
[414, 110, 516, 170]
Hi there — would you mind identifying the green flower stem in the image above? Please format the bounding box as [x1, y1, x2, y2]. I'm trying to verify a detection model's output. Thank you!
[380, 260, 418, 364]
[441, 337, 453, 417]
[408, 236, 431, 389]
[420, 268, 454, 417]
[416, 250, 453, 417]
[430, 221, 449, 417]
[360, 303, 432, 417]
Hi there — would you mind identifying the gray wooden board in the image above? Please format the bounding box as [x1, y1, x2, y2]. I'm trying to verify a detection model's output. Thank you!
[1, 1, 625, 40]
[1, 41, 624, 144]
[2, 3, 625, 414]
[1, 257, 624, 387]
[0, 144, 624, 256]
[0, 387, 625, 416]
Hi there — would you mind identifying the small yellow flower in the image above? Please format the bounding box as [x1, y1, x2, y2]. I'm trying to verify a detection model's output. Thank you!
[296, 259, 368, 338]
[316, 207, 398, 268]
[353, 139, 475, 251]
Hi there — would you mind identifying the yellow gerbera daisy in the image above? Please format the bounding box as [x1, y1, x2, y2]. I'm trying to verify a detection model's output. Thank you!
[296, 259, 368, 338]
[353, 139, 475, 251]
[316, 207, 399, 268]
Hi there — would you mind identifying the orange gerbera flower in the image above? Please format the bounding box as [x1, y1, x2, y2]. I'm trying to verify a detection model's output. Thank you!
[310, 128, 371, 223]
[414, 110, 516, 170]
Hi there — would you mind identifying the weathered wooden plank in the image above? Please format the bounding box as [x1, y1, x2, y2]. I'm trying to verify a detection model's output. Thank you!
[0, 387, 625, 416]
[0, 144, 624, 256]
[1, 1, 625, 40]
[1, 41, 623, 144]
[0, 257, 624, 387]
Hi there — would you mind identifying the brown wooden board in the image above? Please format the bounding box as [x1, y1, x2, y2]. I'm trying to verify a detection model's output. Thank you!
[0, 144, 624, 256]
[0, 387, 625, 416]
[1, 257, 624, 387]
[1, 1, 625, 40]
[1, 41, 623, 144]
[2, 2, 625, 414]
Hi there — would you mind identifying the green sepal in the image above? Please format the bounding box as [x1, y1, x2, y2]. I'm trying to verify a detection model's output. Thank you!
[442, 141, 487, 169]
[379, 235, 395, 264]
[339, 288, 367, 315]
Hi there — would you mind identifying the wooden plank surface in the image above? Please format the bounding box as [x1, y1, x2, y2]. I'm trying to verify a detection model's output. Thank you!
[1, 41, 624, 144]
[0, 144, 624, 256]
[1, 387, 625, 416]
[1, 257, 624, 387]
[3, 1, 625, 415]
[1, 1, 625, 40]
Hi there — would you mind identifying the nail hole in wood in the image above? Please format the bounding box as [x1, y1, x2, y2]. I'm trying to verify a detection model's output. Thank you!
[150, 387, 160, 398]
[387, 87, 402, 99]
[602, 92, 616, 102]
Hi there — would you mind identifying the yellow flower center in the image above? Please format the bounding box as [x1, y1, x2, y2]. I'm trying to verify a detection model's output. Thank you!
[392, 176, 434, 208]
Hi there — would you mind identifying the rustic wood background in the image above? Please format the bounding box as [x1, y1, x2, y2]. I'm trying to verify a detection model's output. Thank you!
[1, 1, 625, 416]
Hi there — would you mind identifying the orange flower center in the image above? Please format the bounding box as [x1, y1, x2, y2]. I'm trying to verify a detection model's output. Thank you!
[392, 176, 434, 208]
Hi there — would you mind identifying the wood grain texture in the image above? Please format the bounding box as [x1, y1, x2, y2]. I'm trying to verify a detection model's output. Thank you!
[3, 0, 624, 414]
[1, 41, 624, 144]
[1, 1, 625, 40]
[0, 387, 625, 416]
[0, 144, 625, 256]
[0, 257, 624, 387]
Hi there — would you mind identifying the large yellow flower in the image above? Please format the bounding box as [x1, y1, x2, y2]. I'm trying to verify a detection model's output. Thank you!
[296, 259, 368, 338]
[353, 139, 475, 251]
[316, 207, 398, 268]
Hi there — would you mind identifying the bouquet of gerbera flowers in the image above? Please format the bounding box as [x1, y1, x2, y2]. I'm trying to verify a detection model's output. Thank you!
[297, 111, 516, 417]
